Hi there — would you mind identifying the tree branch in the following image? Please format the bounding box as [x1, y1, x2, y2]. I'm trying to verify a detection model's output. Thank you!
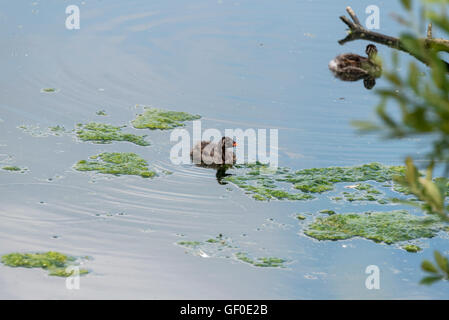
[338, 7, 449, 70]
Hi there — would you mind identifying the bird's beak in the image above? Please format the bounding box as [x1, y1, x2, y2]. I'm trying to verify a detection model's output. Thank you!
[233, 142, 237, 147]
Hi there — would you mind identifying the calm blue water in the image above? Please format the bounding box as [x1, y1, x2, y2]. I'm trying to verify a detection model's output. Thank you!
[0, 0, 447, 299]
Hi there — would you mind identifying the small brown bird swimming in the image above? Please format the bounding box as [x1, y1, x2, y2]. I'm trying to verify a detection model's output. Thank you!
[329, 44, 381, 89]
[190, 136, 237, 168]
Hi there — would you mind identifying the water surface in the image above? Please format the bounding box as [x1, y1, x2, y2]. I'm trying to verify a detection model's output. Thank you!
[0, 0, 448, 299]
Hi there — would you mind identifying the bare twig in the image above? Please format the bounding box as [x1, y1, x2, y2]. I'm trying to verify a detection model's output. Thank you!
[339, 15, 356, 30]
[346, 6, 361, 27]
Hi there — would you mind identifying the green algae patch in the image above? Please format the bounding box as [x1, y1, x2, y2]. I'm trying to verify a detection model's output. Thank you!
[18, 124, 70, 137]
[49, 125, 66, 136]
[74, 152, 156, 178]
[285, 162, 405, 187]
[41, 88, 57, 93]
[402, 244, 422, 253]
[295, 181, 334, 193]
[319, 209, 336, 215]
[224, 166, 314, 201]
[176, 235, 287, 268]
[96, 110, 107, 116]
[76, 122, 149, 146]
[236, 183, 314, 201]
[131, 107, 201, 130]
[297, 214, 307, 220]
[48, 268, 89, 277]
[224, 162, 406, 202]
[177, 241, 202, 247]
[304, 210, 445, 245]
[355, 183, 382, 194]
[235, 252, 286, 268]
[1, 251, 88, 277]
[337, 183, 388, 204]
[179, 234, 227, 248]
[2, 166, 27, 173]
[2, 166, 22, 172]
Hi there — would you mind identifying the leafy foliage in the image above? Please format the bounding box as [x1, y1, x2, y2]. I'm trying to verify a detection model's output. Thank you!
[421, 251, 449, 285]
[353, 0, 449, 284]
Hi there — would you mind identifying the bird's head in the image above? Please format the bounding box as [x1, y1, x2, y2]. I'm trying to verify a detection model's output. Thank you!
[221, 136, 237, 148]
[366, 44, 378, 58]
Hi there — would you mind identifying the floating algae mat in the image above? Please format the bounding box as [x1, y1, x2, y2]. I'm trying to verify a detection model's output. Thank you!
[132, 107, 201, 130]
[74, 152, 156, 178]
[1, 251, 89, 277]
[19, 122, 150, 146]
[235, 253, 287, 268]
[76, 122, 149, 146]
[2, 166, 27, 173]
[176, 235, 287, 268]
[224, 162, 407, 202]
[18, 124, 69, 137]
[177, 241, 202, 247]
[402, 244, 422, 253]
[40, 88, 57, 93]
[304, 210, 446, 248]
[334, 183, 388, 204]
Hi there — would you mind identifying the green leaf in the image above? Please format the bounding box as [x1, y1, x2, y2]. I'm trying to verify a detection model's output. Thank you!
[420, 275, 444, 285]
[351, 120, 380, 132]
[434, 251, 449, 273]
[392, 51, 399, 68]
[419, 177, 444, 211]
[400, 0, 412, 11]
[405, 157, 418, 186]
[421, 260, 439, 273]
[400, 33, 425, 59]
[408, 62, 420, 94]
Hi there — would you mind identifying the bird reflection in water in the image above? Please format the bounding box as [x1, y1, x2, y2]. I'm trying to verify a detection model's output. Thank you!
[329, 44, 382, 89]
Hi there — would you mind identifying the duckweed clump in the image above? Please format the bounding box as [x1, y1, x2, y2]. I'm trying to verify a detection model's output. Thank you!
[76, 123, 149, 146]
[355, 183, 382, 193]
[235, 252, 286, 268]
[319, 209, 336, 215]
[234, 182, 314, 201]
[132, 107, 201, 130]
[224, 162, 406, 202]
[176, 235, 286, 268]
[74, 152, 156, 178]
[177, 241, 202, 247]
[49, 125, 66, 135]
[337, 183, 388, 204]
[41, 88, 57, 93]
[18, 124, 72, 137]
[2, 166, 23, 172]
[304, 210, 445, 245]
[402, 244, 422, 253]
[295, 181, 334, 193]
[1, 251, 88, 277]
